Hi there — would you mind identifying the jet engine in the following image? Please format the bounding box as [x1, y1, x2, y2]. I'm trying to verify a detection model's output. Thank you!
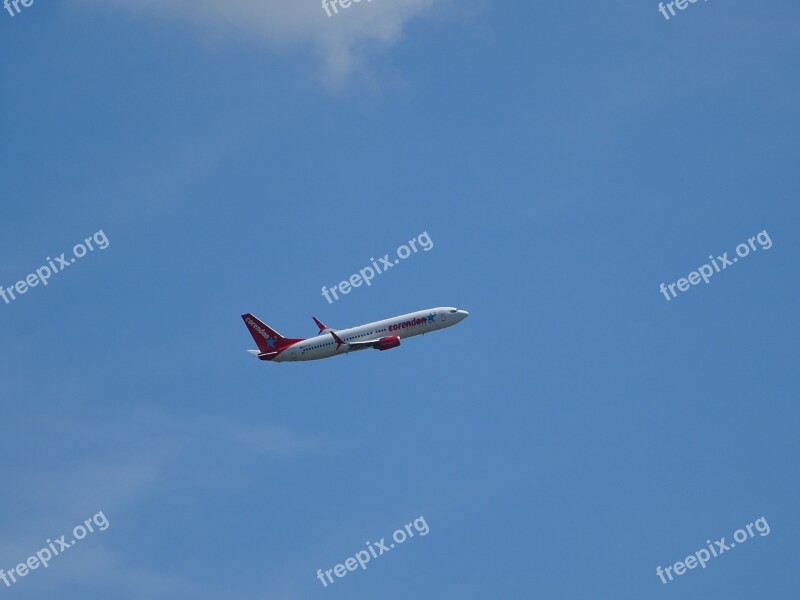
[376, 336, 401, 351]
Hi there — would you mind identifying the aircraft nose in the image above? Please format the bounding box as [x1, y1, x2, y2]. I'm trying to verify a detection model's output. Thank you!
[458, 309, 469, 318]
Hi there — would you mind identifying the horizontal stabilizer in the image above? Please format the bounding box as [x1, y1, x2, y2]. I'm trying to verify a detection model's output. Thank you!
[312, 316, 329, 333]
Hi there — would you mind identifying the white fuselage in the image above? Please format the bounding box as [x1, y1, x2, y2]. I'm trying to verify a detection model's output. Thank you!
[275, 307, 468, 362]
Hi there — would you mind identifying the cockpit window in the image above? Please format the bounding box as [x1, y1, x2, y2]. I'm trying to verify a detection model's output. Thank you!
[450, 309, 458, 313]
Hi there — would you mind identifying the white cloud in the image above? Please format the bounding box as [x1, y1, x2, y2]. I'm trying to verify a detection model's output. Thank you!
[80, 0, 438, 85]
[0, 407, 321, 597]
[0, 406, 321, 520]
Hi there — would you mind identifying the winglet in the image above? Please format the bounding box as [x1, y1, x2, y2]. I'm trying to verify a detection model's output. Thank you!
[330, 330, 345, 349]
[312, 317, 328, 333]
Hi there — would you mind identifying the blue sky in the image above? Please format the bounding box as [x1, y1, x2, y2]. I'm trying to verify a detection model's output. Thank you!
[1, 0, 798, 598]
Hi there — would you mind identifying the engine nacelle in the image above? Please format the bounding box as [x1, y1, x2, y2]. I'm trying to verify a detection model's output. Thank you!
[376, 336, 401, 351]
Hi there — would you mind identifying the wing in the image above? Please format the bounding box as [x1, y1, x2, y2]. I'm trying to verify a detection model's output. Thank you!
[328, 330, 380, 349]
[329, 331, 400, 351]
[343, 339, 383, 350]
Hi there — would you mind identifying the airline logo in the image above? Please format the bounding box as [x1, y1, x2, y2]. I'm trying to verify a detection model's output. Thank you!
[388, 313, 436, 332]
[246, 318, 276, 348]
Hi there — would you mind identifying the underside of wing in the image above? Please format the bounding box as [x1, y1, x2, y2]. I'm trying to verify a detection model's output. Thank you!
[341, 335, 401, 351]
[342, 339, 382, 350]
[329, 331, 401, 351]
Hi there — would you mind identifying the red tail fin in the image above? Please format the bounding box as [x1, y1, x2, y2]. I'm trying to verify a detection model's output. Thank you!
[241, 314, 300, 352]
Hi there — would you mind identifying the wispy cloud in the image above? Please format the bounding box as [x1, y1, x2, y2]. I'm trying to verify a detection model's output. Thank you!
[77, 0, 439, 86]
[9, 406, 320, 511]
[0, 406, 320, 596]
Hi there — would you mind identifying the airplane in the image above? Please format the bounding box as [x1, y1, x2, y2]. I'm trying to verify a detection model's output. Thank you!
[241, 307, 469, 362]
